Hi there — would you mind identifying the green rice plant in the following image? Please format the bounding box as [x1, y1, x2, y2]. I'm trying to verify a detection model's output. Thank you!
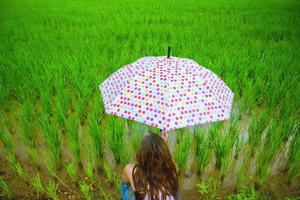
[0, 176, 11, 199]
[208, 122, 223, 147]
[107, 116, 128, 165]
[287, 132, 300, 184]
[87, 109, 104, 163]
[0, 128, 15, 154]
[40, 87, 52, 115]
[20, 99, 35, 143]
[233, 135, 247, 160]
[80, 181, 92, 200]
[66, 162, 77, 182]
[46, 156, 57, 177]
[228, 186, 268, 200]
[85, 160, 94, 181]
[84, 145, 95, 180]
[254, 121, 284, 188]
[194, 126, 212, 175]
[31, 173, 44, 197]
[174, 129, 192, 174]
[197, 178, 221, 200]
[65, 117, 82, 167]
[213, 131, 233, 170]
[103, 163, 114, 185]
[39, 112, 61, 164]
[248, 110, 269, 157]
[24, 145, 39, 168]
[196, 182, 209, 195]
[46, 180, 58, 200]
[6, 153, 28, 182]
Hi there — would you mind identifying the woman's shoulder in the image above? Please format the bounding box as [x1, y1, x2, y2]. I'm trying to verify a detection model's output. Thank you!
[123, 163, 136, 175]
[123, 163, 137, 191]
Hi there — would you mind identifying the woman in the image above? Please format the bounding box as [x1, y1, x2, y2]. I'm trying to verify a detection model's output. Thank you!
[121, 132, 180, 200]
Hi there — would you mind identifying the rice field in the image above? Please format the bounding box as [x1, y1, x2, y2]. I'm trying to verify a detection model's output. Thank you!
[0, 0, 299, 199]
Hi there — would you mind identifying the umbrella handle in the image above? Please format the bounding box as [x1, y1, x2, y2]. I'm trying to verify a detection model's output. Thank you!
[167, 46, 171, 58]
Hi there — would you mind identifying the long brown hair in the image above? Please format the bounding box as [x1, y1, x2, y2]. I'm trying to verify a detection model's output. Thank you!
[133, 133, 179, 200]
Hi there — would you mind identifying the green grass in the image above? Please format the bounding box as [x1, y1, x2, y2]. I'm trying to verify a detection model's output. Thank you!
[0, 0, 299, 198]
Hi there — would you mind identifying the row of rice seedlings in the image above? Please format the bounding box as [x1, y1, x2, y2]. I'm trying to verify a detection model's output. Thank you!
[287, 132, 300, 183]
[65, 117, 82, 167]
[194, 126, 212, 175]
[0, 176, 11, 200]
[254, 121, 284, 189]
[39, 112, 61, 164]
[174, 129, 192, 174]
[248, 110, 269, 157]
[107, 116, 128, 165]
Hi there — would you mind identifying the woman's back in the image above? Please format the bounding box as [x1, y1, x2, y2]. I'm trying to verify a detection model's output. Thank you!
[122, 133, 179, 200]
[132, 164, 177, 200]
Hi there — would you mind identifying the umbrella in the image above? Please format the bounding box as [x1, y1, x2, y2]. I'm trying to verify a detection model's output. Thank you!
[99, 51, 234, 131]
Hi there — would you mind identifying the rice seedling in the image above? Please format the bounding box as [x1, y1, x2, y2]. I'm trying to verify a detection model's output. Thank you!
[66, 162, 77, 182]
[197, 178, 221, 200]
[0, 177, 11, 200]
[87, 108, 104, 163]
[85, 144, 95, 180]
[254, 121, 284, 189]
[287, 132, 300, 183]
[80, 181, 92, 200]
[248, 110, 269, 157]
[194, 126, 212, 175]
[39, 112, 61, 164]
[46, 155, 57, 178]
[174, 129, 192, 174]
[228, 186, 268, 200]
[46, 180, 58, 200]
[65, 117, 82, 167]
[213, 131, 233, 171]
[24, 145, 39, 168]
[6, 153, 28, 182]
[233, 132, 247, 160]
[0, 128, 15, 154]
[103, 163, 114, 185]
[31, 173, 44, 198]
[196, 182, 209, 195]
[107, 116, 128, 165]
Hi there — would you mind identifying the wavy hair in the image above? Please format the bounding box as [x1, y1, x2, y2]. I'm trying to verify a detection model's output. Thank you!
[133, 133, 179, 200]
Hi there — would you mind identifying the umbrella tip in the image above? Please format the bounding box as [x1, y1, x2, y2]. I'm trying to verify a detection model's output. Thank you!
[167, 46, 171, 58]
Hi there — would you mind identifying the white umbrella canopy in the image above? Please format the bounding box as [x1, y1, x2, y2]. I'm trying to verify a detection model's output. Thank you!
[100, 56, 234, 131]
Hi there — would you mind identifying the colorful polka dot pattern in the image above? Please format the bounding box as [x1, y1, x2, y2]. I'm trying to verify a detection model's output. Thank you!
[100, 56, 234, 131]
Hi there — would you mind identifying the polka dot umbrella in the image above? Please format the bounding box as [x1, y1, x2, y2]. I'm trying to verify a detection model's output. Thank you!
[99, 52, 234, 131]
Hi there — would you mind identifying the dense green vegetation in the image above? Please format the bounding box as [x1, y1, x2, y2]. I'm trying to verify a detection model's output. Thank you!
[0, 0, 299, 199]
